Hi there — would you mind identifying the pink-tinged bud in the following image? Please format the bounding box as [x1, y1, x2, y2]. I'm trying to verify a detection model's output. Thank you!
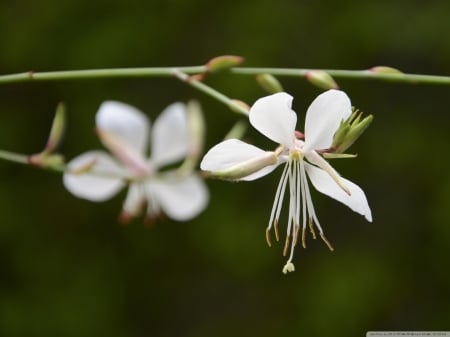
[206, 55, 244, 73]
[305, 70, 339, 90]
[369, 66, 403, 74]
[256, 73, 283, 93]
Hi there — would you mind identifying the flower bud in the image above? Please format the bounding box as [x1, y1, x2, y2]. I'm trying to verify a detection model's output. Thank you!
[369, 66, 403, 74]
[45, 102, 66, 153]
[256, 73, 283, 93]
[206, 55, 244, 73]
[331, 109, 373, 154]
[229, 99, 250, 115]
[224, 120, 248, 140]
[306, 70, 339, 90]
[178, 100, 205, 175]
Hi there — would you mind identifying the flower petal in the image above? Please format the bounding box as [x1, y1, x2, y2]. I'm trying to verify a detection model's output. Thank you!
[304, 162, 372, 221]
[122, 183, 146, 217]
[147, 173, 209, 221]
[63, 151, 126, 201]
[303, 90, 352, 152]
[200, 139, 280, 181]
[249, 92, 297, 147]
[150, 103, 189, 167]
[96, 101, 150, 154]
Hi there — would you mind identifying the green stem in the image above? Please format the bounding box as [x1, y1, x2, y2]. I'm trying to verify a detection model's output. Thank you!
[0, 150, 29, 164]
[232, 67, 450, 85]
[173, 70, 249, 116]
[0, 66, 206, 84]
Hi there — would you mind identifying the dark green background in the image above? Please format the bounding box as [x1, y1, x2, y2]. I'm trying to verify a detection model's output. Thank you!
[0, 0, 449, 336]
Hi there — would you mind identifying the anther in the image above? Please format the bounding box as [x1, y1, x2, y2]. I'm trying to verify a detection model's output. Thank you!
[283, 235, 290, 256]
[293, 224, 300, 247]
[265, 228, 272, 247]
[274, 220, 280, 242]
[320, 232, 334, 252]
[301, 226, 307, 249]
[308, 218, 317, 240]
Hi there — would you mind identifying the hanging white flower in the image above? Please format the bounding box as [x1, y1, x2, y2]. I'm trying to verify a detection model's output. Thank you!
[200, 90, 372, 273]
[63, 101, 209, 222]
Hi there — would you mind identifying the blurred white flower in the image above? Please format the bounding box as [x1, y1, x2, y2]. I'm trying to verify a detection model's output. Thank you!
[201, 90, 372, 273]
[64, 101, 208, 222]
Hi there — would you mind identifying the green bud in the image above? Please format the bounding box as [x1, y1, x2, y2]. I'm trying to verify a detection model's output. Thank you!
[331, 109, 373, 154]
[256, 73, 283, 93]
[186, 100, 205, 157]
[45, 102, 66, 153]
[224, 120, 248, 140]
[206, 55, 244, 73]
[369, 66, 403, 74]
[177, 100, 205, 175]
[306, 70, 339, 90]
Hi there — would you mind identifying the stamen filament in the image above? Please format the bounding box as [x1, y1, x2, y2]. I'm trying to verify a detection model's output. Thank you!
[266, 163, 290, 246]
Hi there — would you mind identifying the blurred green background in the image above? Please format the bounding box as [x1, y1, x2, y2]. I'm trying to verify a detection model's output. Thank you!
[1, 0, 449, 336]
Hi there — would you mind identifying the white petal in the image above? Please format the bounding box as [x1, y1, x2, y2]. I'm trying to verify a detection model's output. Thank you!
[96, 101, 150, 154]
[150, 103, 189, 167]
[63, 151, 126, 201]
[304, 162, 372, 222]
[200, 139, 279, 181]
[147, 173, 209, 221]
[249, 92, 297, 148]
[303, 90, 352, 152]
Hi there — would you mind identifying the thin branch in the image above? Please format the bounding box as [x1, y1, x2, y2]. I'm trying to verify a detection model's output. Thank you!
[232, 67, 450, 85]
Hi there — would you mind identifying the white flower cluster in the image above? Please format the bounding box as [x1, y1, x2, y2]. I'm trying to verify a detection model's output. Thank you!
[64, 90, 372, 273]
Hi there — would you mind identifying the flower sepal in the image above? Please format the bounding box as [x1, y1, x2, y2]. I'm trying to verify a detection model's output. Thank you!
[330, 108, 373, 154]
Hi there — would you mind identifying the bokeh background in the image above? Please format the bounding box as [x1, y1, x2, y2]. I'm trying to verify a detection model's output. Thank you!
[1, 0, 449, 336]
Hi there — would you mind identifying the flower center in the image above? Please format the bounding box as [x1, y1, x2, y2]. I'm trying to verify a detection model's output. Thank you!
[266, 148, 334, 274]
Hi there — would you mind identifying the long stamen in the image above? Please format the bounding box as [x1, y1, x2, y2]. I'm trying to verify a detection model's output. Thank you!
[283, 162, 295, 256]
[266, 163, 290, 246]
[274, 164, 290, 229]
[306, 150, 351, 195]
[301, 161, 335, 251]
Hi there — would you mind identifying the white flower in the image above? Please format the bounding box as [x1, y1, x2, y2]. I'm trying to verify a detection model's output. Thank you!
[63, 101, 209, 222]
[201, 90, 372, 273]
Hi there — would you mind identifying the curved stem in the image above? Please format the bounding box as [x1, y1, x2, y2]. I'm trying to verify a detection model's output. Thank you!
[173, 70, 249, 116]
[232, 67, 450, 85]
